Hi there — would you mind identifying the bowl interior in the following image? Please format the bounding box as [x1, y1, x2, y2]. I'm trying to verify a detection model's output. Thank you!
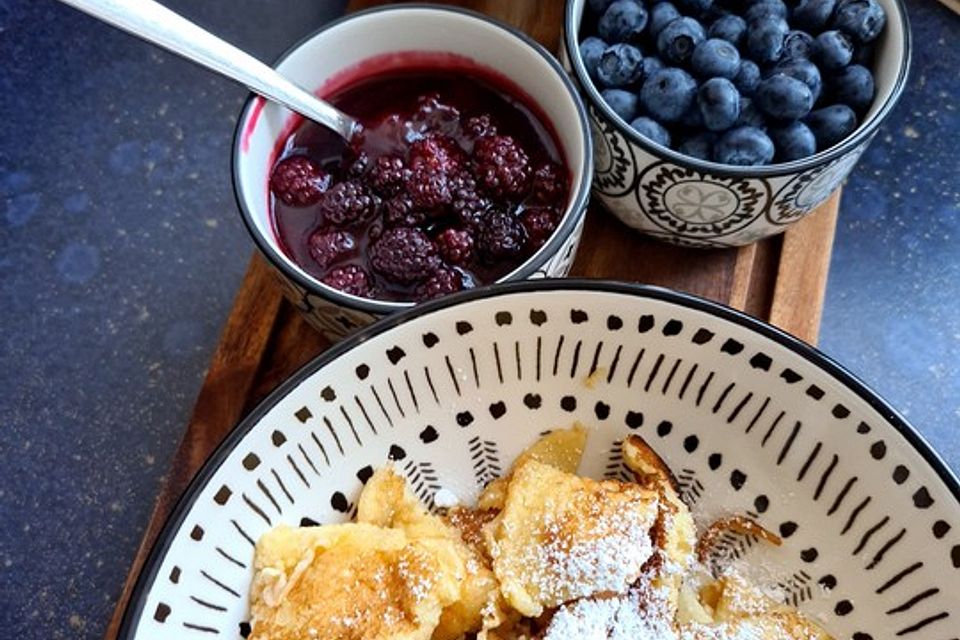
[566, 0, 909, 167]
[235, 6, 590, 303]
[122, 283, 959, 640]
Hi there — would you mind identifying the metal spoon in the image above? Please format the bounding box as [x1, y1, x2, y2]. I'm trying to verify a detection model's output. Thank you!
[58, 0, 359, 141]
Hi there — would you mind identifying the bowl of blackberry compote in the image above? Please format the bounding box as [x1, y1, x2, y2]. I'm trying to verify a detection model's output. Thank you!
[233, 6, 592, 338]
[563, 0, 910, 247]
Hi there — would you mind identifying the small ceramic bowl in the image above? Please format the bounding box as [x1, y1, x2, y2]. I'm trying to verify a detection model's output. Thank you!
[233, 5, 593, 340]
[561, 0, 911, 248]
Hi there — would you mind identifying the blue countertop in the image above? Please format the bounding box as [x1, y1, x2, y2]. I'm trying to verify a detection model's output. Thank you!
[0, 0, 956, 637]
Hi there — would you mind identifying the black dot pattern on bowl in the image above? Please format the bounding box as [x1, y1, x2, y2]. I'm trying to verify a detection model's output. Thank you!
[239, 622, 252, 639]
[388, 444, 407, 460]
[933, 520, 951, 539]
[456, 411, 474, 427]
[781, 368, 802, 384]
[213, 485, 232, 505]
[730, 469, 747, 490]
[852, 633, 872, 640]
[271, 430, 286, 447]
[300, 516, 319, 527]
[190, 525, 204, 541]
[154, 603, 171, 623]
[952, 545, 960, 568]
[607, 315, 623, 330]
[356, 465, 374, 484]
[295, 407, 312, 423]
[684, 435, 699, 452]
[656, 420, 673, 437]
[595, 401, 610, 420]
[750, 353, 772, 371]
[893, 465, 910, 484]
[571, 309, 588, 324]
[870, 441, 886, 459]
[422, 332, 439, 348]
[721, 338, 744, 355]
[494, 311, 512, 326]
[663, 319, 683, 336]
[801, 547, 819, 562]
[692, 328, 714, 344]
[780, 521, 799, 538]
[561, 396, 577, 412]
[832, 404, 850, 419]
[638, 315, 654, 333]
[524, 393, 542, 409]
[169, 566, 181, 583]
[321, 386, 336, 401]
[489, 401, 507, 419]
[419, 426, 438, 443]
[625, 411, 644, 429]
[708, 453, 723, 470]
[386, 346, 406, 364]
[355, 364, 370, 379]
[530, 309, 547, 325]
[242, 453, 260, 470]
[835, 599, 854, 615]
[330, 492, 349, 512]
[754, 495, 769, 513]
[456, 321, 472, 334]
[912, 487, 934, 508]
[806, 385, 825, 400]
[818, 574, 837, 589]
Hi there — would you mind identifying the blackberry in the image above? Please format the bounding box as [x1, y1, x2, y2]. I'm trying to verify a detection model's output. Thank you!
[520, 205, 561, 249]
[307, 229, 356, 268]
[368, 155, 407, 197]
[322, 264, 373, 298]
[322, 181, 377, 225]
[450, 172, 491, 229]
[478, 209, 527, 261]
[411, 93, 461, 133]
[465, 114, 497, 139]
[408, 135, 465, 174]
[435, 228, 475, 266]
[270, 156, 330, 206]
[344, 149, 369, 178]
[369, 227, 440, 283]
[405, 167, 452, 210]
[473, 135, 532, 199]
[414, 267, 463, 301]
[383, 195, 427, 228]
[531, 161, 568, 205]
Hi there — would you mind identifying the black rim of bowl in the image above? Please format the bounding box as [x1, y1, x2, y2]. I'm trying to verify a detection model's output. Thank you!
[562, 0, 913, 177]
[118, 279, 960, 639]
[231, 4, 594, 316]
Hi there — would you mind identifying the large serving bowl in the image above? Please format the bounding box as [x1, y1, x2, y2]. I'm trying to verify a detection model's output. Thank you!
[233, 5, 592, 340]
[561, 0, 911, 248]
[119, 282, 959, 639]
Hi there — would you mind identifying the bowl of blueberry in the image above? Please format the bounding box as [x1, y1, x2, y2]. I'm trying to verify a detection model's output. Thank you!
[563, 0, 910, 247]
[233, 5, 593, 338]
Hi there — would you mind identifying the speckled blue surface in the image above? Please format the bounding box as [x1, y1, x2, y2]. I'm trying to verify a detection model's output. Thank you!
[0, 0, 956, 637]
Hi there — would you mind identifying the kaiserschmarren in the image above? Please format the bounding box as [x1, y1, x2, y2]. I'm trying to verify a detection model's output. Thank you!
[247, 425, 833, 640]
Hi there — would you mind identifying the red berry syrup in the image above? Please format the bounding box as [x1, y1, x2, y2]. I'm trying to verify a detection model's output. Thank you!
[269, 65, 570, 302]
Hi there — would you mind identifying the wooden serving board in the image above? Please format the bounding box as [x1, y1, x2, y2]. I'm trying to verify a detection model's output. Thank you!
[104, 1, 841, 636]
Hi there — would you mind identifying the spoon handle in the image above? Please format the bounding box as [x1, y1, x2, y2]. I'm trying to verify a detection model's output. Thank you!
[59, 0, 358, 141]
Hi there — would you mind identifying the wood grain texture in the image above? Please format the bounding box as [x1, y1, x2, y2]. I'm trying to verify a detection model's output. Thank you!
[104, 0, 841, 636]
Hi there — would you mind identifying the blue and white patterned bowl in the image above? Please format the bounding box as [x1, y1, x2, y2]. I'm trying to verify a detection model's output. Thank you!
[232, 6, 593, 340]
[561, 0, 912, 248]
[119, 282, 959, 639]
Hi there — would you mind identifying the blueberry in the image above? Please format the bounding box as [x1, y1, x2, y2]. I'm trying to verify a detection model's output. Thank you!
[579, 37, 608, 81]
[588, 0, 618, 13]
[714, 126, 775, 165]
[599, 0, 649, 42]
[657, 17, 706, 65]
[649, 2, 682, 35]
[597, 44, 645, 87]
[630, 116, 672, 146]
[677, 0, 714, 16]
[829, 64, 875, 112]
[601, 88, 641, 121]
[678, 132, 717, 160]
[733, 60, 762, 95]
[747, 16, 788, 65]
[745, 0, 788, 22]
[757, 73, 814, 120]
[815, 30, 854, 70]
[782, 30, 816, 60]
[792, 0, 838, 33]
[640, 67, 699, 122]
[691, 38, 741, 79]
[773, 59, 823, 103]
[805, 104, 858, 148]
[708, 14, 747, 47]
[698, 78, 741, 131]
[736, 96, 767, 128]
[642, 56, 665, 79]
[769, 121, 817, 160]
[832, 0, 886, 42]
[681, 102, 705, 128]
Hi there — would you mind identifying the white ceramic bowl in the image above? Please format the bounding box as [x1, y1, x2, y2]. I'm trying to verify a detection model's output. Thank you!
[561, 0, 912, 247]
[233, 5, 593, 339]
[119, 281, 960, 640]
